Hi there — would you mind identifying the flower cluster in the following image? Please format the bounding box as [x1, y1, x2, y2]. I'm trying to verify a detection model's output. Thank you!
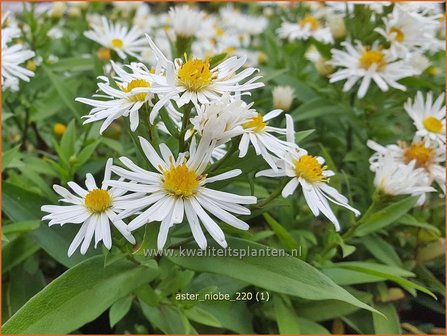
[39, 3, 364, 256]
[368, 91, 445, 205]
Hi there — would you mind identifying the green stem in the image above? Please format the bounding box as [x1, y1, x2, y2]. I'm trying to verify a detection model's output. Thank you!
[206, 138, 240, 174]
[19, 108, 30, 151]
[126, 119, 151, 168]
[255, 177, 288, 208]
[318, 197, 380, 259]
[178, 104, 192, 152]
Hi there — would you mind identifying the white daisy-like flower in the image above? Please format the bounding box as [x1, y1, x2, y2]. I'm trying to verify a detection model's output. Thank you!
[190, 95, 256, 146]
[329, 41, 419, 98]
[277, 16, 334, 44]
[256, 148, 360, 231]
[1, 18, 35, 92]
[404, 91, 445, 144]
[84, 16, 148, 60]
[272, 86, 295, 111]
[368, 151, 435, 203]
[169, 5, 204, 39]
[144, 35, 264, 123]
[107, 136, 257, 250]
[41, 159, 140, 257]
[375, 5, 441, 58]
[239, 111, 298, 171]
[76, 61, 153, 134]
[368, 137, 445, 196]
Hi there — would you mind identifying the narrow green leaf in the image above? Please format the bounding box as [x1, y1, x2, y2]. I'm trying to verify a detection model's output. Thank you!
[3, 256, 159, 334]
[184, 306, 222, 328]
[362, 235, 403, 268]
[355, 196, 419, 236]
[2, 146, 21, 172]
[109, 295, 133, 328]
[263, 213, 298, 249]
[273, 295, 300, 334]
[2, 220, 41, 235]
[42, 65, 79, 117]
[168, 238, 380, 315]
[372, 303, 402, 334]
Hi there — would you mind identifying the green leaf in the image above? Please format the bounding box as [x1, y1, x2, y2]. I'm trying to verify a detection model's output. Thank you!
[297, 318, 330, 334]
[76, 140, 99, 167]
[263, 213, 298, 249]
[372, 303, 402, 334]
[42, 65, 79, 118]
[355, 196, 419, 236]
[48, 56, 94, 72]
[291, 98, 344, 122]
[168, 238, 379, 314]
[295, 129, 315, 143]
[2, 235, 40, 273]
[3, 256, 159, 334]
[2, 220, 41, 236]
[322, 267, 384, 285]
[109, 295, 133, 328]
[139, 301, 190, 334]
[60, 120, 77, 160]
[331, 262, 436, 298]
[362, 234, 403, 268]
[273, 295, 300, 334]
[2, 183, 47, 221]
[185, 305, 222, 328]
[295, 289, 373, 322]
[2, 146, 21, 172]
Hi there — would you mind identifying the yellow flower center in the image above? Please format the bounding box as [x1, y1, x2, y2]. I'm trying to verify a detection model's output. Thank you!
[85, 189, 112, 213]
[111, 38, 124, 48]
[403, 142, 434, 168]
[121, 79, 151, 102]
[423, 116, 443, 133]
[359, 50, 386, 70]
[390, 27, 405, 42]
[243, 113, 266, 132]
[294, 155, 326, 183]
[162, 163, 202, 197]
[177, 58, 213, 92]
[215, 26, 225, 37]
[53, 123, 66, 136]
[299, 16, 320, 31]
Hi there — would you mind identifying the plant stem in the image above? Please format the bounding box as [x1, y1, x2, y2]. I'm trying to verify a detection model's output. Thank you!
[206, 138, 240, 174]
[178, 104, 192, 152]
[19, 108, 30, 151]
[255, 177, 288, 208]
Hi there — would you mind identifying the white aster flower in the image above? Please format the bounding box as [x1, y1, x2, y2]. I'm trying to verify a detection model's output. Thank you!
[76, 61, 153, 134]
[84, 16, 148, 60]
[145, 35, 264, 123]
[256, 148, 360, 231]
[272, 86, 295, 111]
[1, 28, 35, 92]
[41, 159, 139, 257]
[375, 5, 441, 58]
[329, 41, 419, 98]
[404, 91, 445, 144]
[368, 151, 435, 203]
[368, 137, 445, 197]
[190, 95, 256, 146]
[239, 111, 297, 170]
[277, 16, 334, 44]
[169, 5, 204, 38]
[108, 136, 256, 250]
